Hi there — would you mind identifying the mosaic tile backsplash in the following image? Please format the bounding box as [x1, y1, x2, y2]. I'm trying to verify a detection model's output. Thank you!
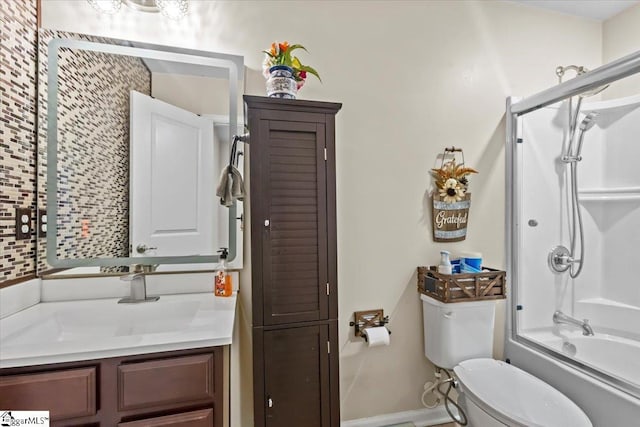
[0, 2, 152, 281]
[0, 0, 38, 284]
[37, 30, 151, 272]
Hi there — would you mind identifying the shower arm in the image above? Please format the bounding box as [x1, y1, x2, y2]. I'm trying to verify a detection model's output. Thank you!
[556, 66, 587, 157]
[513, 50, 640, 115]
[556, 65, 587, 85]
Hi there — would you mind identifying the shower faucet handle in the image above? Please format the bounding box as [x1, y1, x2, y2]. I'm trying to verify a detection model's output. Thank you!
[558, 254, 580, 265]
[548, 246, 580, 273]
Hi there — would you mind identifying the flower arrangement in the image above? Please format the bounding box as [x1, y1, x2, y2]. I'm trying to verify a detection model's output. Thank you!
[262, 41, 321, 90]
[431, 159, 478, 203]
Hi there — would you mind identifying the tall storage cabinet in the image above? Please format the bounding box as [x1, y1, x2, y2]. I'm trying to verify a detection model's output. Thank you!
[245, 96, 341, 427]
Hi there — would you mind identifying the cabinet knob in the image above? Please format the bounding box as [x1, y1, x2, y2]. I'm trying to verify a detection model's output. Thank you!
[264, 219, 270, 227]
[267, 397, 274, 408]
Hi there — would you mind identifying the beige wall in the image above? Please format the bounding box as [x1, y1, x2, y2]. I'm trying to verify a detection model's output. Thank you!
[151, 72, 244, 117]
[41, 0, 602, 423]
[603, 2, 640, 99]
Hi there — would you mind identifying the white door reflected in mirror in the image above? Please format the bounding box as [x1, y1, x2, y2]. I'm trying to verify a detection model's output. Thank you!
[130, 91, 216, 258]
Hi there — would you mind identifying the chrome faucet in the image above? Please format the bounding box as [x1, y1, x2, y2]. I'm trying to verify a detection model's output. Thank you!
[118, 266, 159, 303]
[553, 310, 594, 336]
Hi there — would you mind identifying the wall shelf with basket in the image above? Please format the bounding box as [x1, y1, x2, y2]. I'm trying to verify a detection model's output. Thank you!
[417, 266, 506, 303]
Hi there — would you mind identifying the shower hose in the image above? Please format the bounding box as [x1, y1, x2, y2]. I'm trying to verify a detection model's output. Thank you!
[567, 97, 586, 278]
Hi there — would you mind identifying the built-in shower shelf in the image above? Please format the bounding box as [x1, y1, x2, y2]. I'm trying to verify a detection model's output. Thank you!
[582, 93, 640, 114]
[579, 187, 640, 202]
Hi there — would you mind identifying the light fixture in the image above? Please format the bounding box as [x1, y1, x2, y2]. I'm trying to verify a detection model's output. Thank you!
[87, 0, 123, 14]
[156, 0, 189, 20]
[88, 0, 189, 20]
[123, 0, 160, 13]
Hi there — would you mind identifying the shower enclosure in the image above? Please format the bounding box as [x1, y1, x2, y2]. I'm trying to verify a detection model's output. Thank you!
[506, 51, 640, 426]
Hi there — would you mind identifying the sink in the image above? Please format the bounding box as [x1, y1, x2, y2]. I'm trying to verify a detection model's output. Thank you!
[2, 300, 200, 345]
[115, 301, 200, 335]
[0, 293, 237, 368]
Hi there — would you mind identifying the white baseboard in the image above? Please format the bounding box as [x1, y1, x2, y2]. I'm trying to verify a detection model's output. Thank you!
[341, 406, 452, 427]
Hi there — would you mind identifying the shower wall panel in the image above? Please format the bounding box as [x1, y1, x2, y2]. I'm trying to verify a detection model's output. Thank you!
[518, 96, 640, 335]
[518, 104, 604, 331]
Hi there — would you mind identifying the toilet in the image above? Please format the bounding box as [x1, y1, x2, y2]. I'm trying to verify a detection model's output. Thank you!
[420, 294, 592, 427]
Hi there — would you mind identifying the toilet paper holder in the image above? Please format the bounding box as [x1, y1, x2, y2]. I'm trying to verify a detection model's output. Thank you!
[349, 309, 391, 341]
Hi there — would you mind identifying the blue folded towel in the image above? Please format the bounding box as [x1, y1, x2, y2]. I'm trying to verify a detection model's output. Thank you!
[460, 259, 482, 273]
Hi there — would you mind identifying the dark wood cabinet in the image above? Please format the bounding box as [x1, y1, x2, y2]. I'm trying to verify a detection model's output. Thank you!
[117, 354, 215, 412]
[0, 367, 97, 421]
[118, 408, 214, 427]
[0, 347, 223, 427]
[246, 96, 341, 427]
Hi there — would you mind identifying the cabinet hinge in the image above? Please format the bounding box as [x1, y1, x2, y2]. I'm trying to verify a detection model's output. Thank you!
[324, 147, 327, 161]
[327, 341, 331, 354]
[326, 282, 330, 295]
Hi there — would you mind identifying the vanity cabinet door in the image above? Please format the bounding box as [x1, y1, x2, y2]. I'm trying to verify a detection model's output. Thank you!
[118, 408, 214, 427]
[0, 367, 97, 421]
[117, 354, 215, 411]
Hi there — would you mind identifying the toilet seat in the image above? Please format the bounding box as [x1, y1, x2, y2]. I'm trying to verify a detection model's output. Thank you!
[454, 358, 592, 427]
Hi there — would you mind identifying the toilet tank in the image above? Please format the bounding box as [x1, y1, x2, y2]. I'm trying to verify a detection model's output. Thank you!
[420, 294, 496, 369]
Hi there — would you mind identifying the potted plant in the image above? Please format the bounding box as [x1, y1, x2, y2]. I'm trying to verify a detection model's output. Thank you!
[262, 41, 321, 99]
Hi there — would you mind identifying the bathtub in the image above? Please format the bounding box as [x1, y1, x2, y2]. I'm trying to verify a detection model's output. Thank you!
[506, 329, 640, 426]
[522, 330, 640, 388]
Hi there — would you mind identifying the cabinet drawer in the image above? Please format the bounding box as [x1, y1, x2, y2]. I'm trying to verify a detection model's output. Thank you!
[0, 367, 96, 421]
[118, 408, 214, 427]
[118, 353, 215, 411]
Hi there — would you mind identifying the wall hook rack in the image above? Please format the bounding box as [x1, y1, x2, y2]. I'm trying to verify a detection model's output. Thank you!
[349, 309, 391, 341]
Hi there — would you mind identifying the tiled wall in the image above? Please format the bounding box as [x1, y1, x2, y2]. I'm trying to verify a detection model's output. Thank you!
[0, 0, 38, 284]
[0, 2, 151, 281]
[37, 30, 151, 271]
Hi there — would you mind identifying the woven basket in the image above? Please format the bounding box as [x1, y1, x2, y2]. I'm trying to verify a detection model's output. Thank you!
[417, 266, 506, 303]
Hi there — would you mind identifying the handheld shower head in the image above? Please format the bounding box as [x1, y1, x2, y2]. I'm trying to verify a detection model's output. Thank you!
[562, 112, 598, 163]
[579, 112, 598, 131]
[574, 112, 598, 160]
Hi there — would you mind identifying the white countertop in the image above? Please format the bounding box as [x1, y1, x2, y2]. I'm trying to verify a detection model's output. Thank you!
[0, 292, 237, 368]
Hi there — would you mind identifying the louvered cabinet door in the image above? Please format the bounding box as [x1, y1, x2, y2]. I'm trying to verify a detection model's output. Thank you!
[260, 119, 329, 325]
[262, 325, 330, 427]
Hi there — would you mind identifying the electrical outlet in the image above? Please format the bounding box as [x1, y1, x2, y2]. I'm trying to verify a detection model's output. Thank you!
[38, 209, 48, 238]
[15, 207, 32, 240]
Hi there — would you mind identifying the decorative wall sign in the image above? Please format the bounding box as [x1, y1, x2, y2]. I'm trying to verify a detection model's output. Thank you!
[430, 147, 477, 242]
[432, 193, 471, 242]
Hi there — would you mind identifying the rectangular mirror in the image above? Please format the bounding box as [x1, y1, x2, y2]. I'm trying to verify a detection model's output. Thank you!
[36, 29, 244, 276]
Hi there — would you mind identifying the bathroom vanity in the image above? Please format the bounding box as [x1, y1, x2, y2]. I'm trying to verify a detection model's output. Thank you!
[1, 347, 222, 426]
[0, 293, 235, 426]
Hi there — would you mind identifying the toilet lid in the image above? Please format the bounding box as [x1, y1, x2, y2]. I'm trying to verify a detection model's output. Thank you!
[454, 359, 592, 427]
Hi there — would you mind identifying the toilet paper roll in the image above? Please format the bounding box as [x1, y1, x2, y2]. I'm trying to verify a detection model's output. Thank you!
[363, 326, 390, 347]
